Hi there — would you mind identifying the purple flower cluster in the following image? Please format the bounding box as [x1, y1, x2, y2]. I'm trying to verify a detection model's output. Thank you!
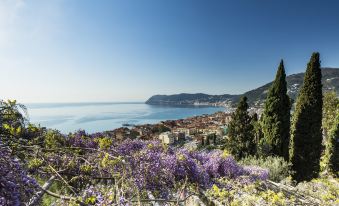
[81, 186, 104, 204]
[77, 185, 130, 206]
[113, 140, 269, 197]
[198, 151, 243, 178]
[68, 130, 98, 148]
[0, 146, 38, 206]
[116, 139, 146, 155]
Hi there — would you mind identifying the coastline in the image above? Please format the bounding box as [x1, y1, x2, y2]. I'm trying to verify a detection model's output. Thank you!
[26, 102, 226, 134]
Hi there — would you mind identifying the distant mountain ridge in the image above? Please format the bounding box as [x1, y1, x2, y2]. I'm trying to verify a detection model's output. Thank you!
[146, 68, 339, 107]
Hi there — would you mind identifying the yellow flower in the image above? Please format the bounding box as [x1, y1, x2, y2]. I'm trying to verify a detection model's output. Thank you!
[85, 196, 96, 204]
[147, 143, 154, 149]
[177, 154, 186, 161]
[222, 150, 231, 158]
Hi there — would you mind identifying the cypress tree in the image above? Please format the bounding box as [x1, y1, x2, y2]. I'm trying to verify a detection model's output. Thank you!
[251, 113, 263, 154]
[322, 110, 339, 176]
[320, 92, 339, 174]
[211, 133, 217, 145]
[290, 52, 323, 182]
[322, 91, 339, 142]
[227, 96, 255, 159]
[206, 135, 210, 145]
[261, 60, 291, 160]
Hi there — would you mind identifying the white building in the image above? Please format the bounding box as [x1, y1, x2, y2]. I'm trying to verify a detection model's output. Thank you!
[158, 131, 175, 144]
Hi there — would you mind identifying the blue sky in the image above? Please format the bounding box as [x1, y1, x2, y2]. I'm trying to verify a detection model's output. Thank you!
[1, 0, 339, 102]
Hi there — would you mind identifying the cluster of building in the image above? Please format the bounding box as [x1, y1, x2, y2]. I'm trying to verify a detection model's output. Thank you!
[109, 108, 265, 148]
[108, 112, 231, 145]
[156, 112, 232, 146]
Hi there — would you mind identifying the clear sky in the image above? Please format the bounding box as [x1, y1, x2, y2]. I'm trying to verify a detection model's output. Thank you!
[1, 0, 339, 103]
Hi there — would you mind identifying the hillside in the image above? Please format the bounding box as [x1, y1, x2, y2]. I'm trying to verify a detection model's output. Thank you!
[146, 68, 339, 107]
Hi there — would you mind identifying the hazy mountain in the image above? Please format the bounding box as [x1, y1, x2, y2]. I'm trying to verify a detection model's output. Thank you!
[146, 68, 339, 107]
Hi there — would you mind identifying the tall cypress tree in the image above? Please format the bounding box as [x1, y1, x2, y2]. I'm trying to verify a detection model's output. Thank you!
[320, 92, 338, 174]
[261, 60, 291, 160]
[290, 52, 323, 182]
[251, 113, 263, 156]
[322, 91, 339, 142]
[322, 110, 339, 176]
[251, 113, 262, 145]
[227, 96, 255, 159]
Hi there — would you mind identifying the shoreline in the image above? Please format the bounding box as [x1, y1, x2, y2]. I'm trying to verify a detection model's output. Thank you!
[27, 103, 228, 134]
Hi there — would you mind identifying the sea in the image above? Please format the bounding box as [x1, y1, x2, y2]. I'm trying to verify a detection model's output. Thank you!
[25, 102, 225, 134]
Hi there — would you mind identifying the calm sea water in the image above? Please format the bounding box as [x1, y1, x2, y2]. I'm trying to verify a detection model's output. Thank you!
[25, 102, 225, 133]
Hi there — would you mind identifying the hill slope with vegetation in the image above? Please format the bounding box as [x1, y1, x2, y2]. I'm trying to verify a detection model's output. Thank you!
[146, 68, 339, 106]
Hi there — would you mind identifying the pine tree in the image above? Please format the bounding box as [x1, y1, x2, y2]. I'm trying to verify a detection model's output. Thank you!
[261, 60, 291, 160]
[227, 96, 255, 159]
[290, 52, 323, 182]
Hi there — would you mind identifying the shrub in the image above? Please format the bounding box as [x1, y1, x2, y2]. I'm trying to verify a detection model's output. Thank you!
[239, 156, 290, 182]
[44, 129, 66, 149]
[295, 178, 339, 205]
[97, 137, 113, 150]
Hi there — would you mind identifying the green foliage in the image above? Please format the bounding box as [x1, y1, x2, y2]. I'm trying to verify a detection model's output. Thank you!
[97, 137, 113, 150]
[80, 164, 93, 175]
[2, 123, 23, 137]
[84, 196, 96, 204]
[129, 130, 139, 139]
[251, 113, 263, 153]
[206, 178, 288, 205]
[290, 52, 323, 182]
[0, 100, 40, 161]
[151, 124, 170, 133]
[100, 153, 123, 171]
[321, 92, 339, 175]
[28, 158, 44, 170]
[321, 110, 339, 176]
[227, 96, 256, 159]
[38, 178, 68, 206]
[206, 177, 339, 206]
[261, 60, 291, 160]
[256, 138, 272, 158]
[240, 156, 290, 182]
[205, 135, 211, 145]
[205, 145, 217, 151]
[0, 100, 28, 142]
[295, 178, 339, 205]
[322, 92, 339, 140]
[0, 100, 28, 128]
[44, 129, 65, 149]
[25, 123, 45, 140]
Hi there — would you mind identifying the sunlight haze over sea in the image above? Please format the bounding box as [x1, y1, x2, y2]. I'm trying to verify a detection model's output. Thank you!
[25, 102, 224, 133]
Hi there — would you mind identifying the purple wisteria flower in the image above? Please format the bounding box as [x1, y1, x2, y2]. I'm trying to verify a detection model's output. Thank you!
[109, 140, 269, 199]
[0, 146, 38, 205]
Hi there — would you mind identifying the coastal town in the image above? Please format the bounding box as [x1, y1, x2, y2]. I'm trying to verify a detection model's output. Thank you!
[109, 107, 261, 149]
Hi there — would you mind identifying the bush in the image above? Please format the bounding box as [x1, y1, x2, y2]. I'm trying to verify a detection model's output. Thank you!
[44, 129, 66, 149]
[239, 156, 290, 182]
[295, 178, 339, 205]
